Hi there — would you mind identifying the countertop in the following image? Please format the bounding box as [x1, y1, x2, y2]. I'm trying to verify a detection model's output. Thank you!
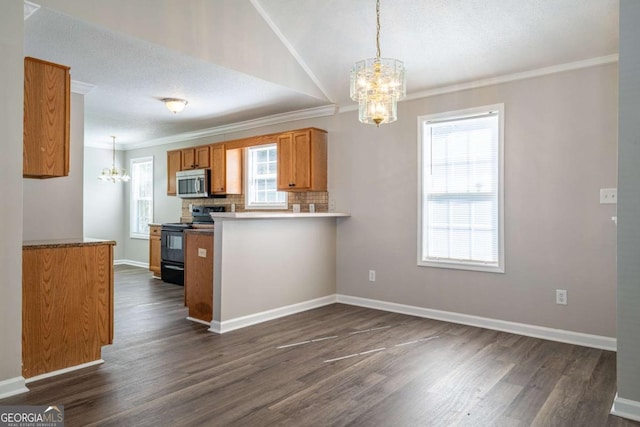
[23, 237, 117, 249]
[185, 228, 214, 234]
[210, 212, 351, 220]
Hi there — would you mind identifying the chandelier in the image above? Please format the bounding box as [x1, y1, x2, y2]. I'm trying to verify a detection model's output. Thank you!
[350, 0, 406, 127]
[98, 136, 130, 183]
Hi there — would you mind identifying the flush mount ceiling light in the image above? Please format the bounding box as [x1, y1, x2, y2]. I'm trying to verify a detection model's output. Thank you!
[98, 136, 130, 183]
[350, 0, 406, 127]
[162, 98, 188, 114]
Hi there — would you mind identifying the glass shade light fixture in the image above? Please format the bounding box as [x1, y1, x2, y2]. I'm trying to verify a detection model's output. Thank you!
[162, 98, 188, 114]
[98, 136, 130, 183]
[350, 0, 406, 127]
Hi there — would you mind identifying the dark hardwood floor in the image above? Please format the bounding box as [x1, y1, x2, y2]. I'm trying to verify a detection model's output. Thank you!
[2, 265, 637, 426]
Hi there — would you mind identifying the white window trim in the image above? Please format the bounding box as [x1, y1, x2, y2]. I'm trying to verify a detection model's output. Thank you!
[417, 104, 505, 273]
[130, 156, 154, 239]
[244, 144, 288, 210]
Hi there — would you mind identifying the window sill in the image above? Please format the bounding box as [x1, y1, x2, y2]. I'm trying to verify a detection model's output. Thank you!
[418, 259, 504, 274]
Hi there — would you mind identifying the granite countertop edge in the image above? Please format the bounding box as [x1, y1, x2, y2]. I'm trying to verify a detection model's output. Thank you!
[23, 237, 117, 249]
[210, 212, 351, 220]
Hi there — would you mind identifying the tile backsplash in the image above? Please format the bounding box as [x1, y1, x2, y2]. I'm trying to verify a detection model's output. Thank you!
[180, 192, 328, 222]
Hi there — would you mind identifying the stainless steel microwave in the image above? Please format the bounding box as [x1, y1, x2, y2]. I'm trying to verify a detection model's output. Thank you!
[176, 169, 211, 198]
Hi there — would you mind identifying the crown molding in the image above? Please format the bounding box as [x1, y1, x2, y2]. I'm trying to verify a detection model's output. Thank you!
[120, 104, 337, 151]
[338, 54, 619, 114]
[71, 80, 96, 95]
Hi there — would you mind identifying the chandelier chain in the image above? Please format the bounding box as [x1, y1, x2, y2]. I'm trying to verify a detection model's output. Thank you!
[376, 0, 381, 58]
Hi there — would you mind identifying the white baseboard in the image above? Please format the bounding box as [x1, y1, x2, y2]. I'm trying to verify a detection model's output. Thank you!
[186, 316, 211, 326]
[25, 359, 104, 384]
[611, 393, 640, 422]
[0, 376, 28, 399]
[114, 259, 148, 268]
[209, 295, 337, 334]
[336, 294, 617, 351]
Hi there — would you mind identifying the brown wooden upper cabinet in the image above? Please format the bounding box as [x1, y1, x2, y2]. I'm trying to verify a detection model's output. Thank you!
[167, 150, 181, 196]
[182, 146, 210, 170]
[210, 144, 243, 195]
[23, 57, 71, 178]
[277, 129, 327, 191]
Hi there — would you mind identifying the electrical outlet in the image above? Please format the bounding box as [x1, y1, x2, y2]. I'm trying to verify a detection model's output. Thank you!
[369, 270, 376, 282]
[329, 200, 336, 211]
[198, 248, 207, 258]
[556, 289, 567, 305]
[309, 203, 315, 213]
[231, 203, 236, 212]
[600, 188, 617, 204]
[293, 204, 301, 213]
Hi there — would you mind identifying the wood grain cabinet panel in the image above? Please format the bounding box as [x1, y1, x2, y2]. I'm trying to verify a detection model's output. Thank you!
[210, 144, 243, 195]
[149, 225, 161, 278]
[184, 232, 214, 322]
[167, 150, 181, 195]
[23, 57, 71, 178]
[277, 129, 327, 191]
[22, 243, 114, 379]
[181, 146, 210, 170]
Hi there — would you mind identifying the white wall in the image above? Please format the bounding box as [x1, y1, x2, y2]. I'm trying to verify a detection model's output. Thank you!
[119, 64, 617, 340]
[0, 0, 26, 396]
[23, 93, 84, 241]
[83, 146, 126, 259]
[332, 64, 618, 338]
[215, 217, 337, 322]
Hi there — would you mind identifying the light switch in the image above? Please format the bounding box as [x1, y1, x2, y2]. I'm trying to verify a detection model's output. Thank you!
[600, 188, 617, 204]
[198, 248, 207, 258]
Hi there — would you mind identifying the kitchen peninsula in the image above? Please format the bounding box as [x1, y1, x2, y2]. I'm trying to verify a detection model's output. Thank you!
[208, 212, 349, 333]
[22, 238, 115, 380]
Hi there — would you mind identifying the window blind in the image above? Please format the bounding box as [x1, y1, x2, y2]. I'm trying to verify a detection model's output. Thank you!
[421, 111, 501, 270]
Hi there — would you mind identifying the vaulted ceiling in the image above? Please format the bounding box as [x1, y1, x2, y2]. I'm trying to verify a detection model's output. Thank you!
[23, 0, 619, 149]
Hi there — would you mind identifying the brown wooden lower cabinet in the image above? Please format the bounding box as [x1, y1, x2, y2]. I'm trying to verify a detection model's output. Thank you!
[22, 239, 115, 379]
[184, 230, 214, 323]
[149, 224, 161, 278]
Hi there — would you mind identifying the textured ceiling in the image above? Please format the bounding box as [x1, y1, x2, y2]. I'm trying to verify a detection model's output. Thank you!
[23, 0, 618, 149]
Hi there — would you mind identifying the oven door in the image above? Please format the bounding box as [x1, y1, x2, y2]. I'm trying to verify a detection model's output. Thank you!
[161, 229, 185, 263]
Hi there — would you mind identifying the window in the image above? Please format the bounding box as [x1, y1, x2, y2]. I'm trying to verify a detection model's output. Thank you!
[130, 156, 154, 238]
[418, 104, 504, 273]
[245, 144, 287, 209]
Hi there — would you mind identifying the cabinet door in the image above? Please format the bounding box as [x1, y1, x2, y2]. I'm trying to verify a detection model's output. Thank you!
[277, 131, 311, 190]
[195, 146, 210, 169]
[23, 57, 70, 178]
[211, 144, 226, 193]
[149, 226, 161, 277]
[181, 148, 196, 170]
[167, 150, 182, 195]
[291, 130, 311, 190]
[277, 133, 294, 190]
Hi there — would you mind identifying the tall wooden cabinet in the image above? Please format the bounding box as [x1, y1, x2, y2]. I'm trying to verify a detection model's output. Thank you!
[277, 129, 327, 191]
[23, 57, 71, 178]
[149, 225, 161, 278]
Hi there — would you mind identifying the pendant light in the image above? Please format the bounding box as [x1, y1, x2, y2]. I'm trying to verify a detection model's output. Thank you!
[350, 0, 406, 127]
[98, 136, 130, 183]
